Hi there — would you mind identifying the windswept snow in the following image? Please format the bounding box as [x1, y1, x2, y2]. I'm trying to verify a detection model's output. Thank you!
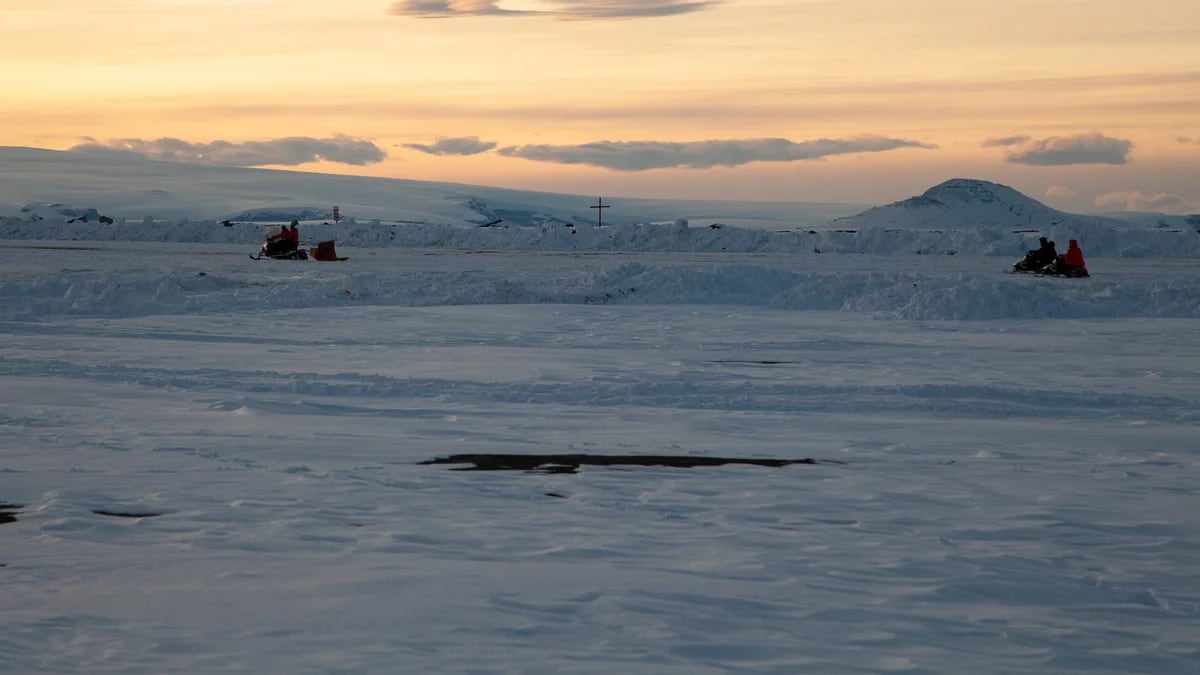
[2, 157, 1199, 674]
[1, 242, 1199, 323]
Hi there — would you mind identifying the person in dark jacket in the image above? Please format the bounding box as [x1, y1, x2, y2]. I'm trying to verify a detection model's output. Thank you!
[1017, 237, 1058, 271]
[1036, 238, 1058, 266]
[285, 221, 300, 252]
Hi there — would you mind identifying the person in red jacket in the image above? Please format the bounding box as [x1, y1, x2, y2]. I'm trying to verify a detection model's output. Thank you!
[260, 224, 290, 257]
[1055, 239, 1088, 277]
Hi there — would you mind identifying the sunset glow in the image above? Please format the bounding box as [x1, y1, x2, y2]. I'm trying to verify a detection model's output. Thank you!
[2, 0, 1197, 210]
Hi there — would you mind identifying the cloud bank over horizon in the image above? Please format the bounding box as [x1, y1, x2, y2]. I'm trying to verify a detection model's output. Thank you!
[994, 132, 1134, 166]
[495, 136, 936, 170]
[1094, 190, 1200, 215]
[386, 0, 716, 20]
[982, 135, 1032, 148]
[402, 136, 497, 156]
[1043, 185, 1078, 202]
[68, 136, 387, 167]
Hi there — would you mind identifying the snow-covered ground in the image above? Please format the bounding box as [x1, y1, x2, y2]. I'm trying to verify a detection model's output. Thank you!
[2, 159, 1199, 673]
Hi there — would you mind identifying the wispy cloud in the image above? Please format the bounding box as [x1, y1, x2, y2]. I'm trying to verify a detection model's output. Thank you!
[1002, 132, 1133, 166]
[1094, 191, 1200, 215]
[386, 0, 717, 20]
[495, 136, 935, 170]
[981, 135, 1031, 147]
[402, 136, 497, 156]
[1044, 185, 1077, 201]
[68, 135, 386, 166]
[1177, 136, 1200, 145]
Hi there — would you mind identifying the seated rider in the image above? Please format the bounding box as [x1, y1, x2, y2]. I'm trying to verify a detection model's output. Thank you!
[1056, 239, 1086, 275]
[1035, 238, 1058, 267]
[262, 224, 291, 256]
[286, 222, 300, 252]
[1018, 237, 1058, 270]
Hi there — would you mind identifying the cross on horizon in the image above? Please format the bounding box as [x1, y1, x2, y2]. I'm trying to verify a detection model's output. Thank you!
[590, 197, 610, 227]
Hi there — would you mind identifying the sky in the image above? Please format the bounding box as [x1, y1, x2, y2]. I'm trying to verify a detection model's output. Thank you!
[2, 0, 1198, 212]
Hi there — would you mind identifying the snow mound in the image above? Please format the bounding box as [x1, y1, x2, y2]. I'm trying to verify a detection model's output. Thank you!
[3, 243, 1199, 321]
[832, 178, 1132, 235]
[4, 210, 1198, 259]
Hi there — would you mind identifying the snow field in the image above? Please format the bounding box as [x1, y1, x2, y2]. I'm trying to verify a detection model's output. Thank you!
[2, 245, 1199, 672]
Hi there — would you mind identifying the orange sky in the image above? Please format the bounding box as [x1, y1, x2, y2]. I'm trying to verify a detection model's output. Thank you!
[2, 0, 1197, 211]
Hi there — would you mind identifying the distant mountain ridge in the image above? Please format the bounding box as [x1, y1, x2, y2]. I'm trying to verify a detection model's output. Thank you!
[0, 148, 1184, 243]
[832, 178, 1131, 232]
[0, 146, 860, 230]
[4, 151, 1199, 258]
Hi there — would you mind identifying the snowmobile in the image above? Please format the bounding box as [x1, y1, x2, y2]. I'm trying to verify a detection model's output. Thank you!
[250, 239, 346, 261]
[1011, 257, 1089, 278]
[250, 241, 308, 260]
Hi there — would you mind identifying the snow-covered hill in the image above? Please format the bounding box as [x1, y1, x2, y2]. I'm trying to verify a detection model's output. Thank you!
[2, 148, 1198, 259]
[831, 178, 1133, 234]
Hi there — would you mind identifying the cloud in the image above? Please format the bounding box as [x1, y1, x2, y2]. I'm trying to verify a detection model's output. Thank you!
[1044, 185, 1077, 201]
[981, 135, 1031, 147]
[1004, 132, 1133, 166]
[386, 0, 717, 20]
[495, 135, 936, 170]
[402, 136, 497, 156]
[1177, 136, 1200, 145]
[1094, 191, 1200, 215]
[68, 135, 386, 166]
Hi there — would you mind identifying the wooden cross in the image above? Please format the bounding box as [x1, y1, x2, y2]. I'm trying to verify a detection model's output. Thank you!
[590, 197, 610, 227]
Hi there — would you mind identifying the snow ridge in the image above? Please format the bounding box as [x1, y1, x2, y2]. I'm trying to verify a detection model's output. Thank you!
[3, 245, 1199, 321]
[832, 178, 1132, 232]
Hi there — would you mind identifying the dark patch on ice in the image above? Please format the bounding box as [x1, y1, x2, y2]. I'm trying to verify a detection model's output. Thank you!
[92, 509, 164, 519]
[584, 287, 637, 304]
[710, 359, 794, 365]
[421, 454, 836, 474]
[0, 501, 23, 525]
